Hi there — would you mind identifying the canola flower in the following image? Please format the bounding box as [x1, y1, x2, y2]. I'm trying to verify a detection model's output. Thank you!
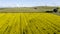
[0, 13, 60, 34]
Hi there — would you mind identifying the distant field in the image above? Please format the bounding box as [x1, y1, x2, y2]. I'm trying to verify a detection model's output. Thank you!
[0, 13, 60, 34]
[0, 6, 60, 12]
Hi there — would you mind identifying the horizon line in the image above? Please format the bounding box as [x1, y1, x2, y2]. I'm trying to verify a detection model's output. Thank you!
[0, 5, 60, 8]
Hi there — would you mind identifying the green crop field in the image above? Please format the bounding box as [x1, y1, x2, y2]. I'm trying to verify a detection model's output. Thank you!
[0, 6, 60, 13]
[0, 13, 60, 34]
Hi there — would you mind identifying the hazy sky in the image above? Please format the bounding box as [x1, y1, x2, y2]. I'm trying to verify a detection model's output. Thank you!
[0, 0, 60, 7]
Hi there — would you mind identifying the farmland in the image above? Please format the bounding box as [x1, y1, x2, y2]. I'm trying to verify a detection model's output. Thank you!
[0, 6, 60, 34]
[0, 13, 60, 34]
[0, 6, 60, 13]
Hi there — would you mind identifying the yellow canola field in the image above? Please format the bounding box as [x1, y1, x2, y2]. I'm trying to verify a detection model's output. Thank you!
[0, 13, 60, 34]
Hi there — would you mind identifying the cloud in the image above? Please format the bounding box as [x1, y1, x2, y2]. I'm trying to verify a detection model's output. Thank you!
[0, 0, 60, 8]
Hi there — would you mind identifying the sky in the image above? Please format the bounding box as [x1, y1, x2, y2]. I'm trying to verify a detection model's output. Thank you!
[0, 0, 60, 7]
